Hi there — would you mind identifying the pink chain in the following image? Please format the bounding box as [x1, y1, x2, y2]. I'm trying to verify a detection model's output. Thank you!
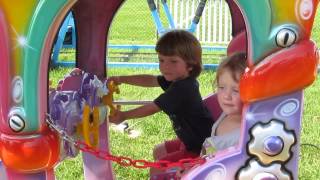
[75, 141, 206, 170]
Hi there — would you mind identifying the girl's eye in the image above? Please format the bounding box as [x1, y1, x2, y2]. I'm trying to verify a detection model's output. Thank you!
[232, 89, 239, 93]
[159, 59, 164, 63]
[170, 60, 177, 63]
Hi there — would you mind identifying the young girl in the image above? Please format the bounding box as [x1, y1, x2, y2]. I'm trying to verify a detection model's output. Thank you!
[108, 30, 213, 162]
[202, 52, 247, 156]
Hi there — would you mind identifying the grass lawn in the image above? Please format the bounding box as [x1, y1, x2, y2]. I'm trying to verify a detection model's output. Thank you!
[51, 67, 320, 180]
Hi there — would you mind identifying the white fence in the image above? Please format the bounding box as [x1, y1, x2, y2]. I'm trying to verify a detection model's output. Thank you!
[168, 0, 232, 45]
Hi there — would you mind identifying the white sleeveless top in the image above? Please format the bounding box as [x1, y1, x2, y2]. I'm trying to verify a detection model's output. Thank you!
[202, 113, 240, 155]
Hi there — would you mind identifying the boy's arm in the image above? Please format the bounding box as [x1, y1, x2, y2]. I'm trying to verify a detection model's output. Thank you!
[109, 102, 160, 124]
[109, 75, 159, 87]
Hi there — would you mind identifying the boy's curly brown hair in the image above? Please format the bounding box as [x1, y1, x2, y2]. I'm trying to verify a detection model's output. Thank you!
[155, 30, 202, 78]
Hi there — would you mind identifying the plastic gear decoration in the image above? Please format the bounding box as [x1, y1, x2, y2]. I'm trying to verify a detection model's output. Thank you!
[248, 120, 295, 165]
[238, 159, 291, 180]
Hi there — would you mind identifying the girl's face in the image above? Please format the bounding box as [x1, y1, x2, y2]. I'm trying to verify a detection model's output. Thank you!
[158, 54, 191, 81]
[217, 69, 243, 116]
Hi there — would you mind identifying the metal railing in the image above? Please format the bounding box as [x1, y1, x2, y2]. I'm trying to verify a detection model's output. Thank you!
[169, 0, 232, 45]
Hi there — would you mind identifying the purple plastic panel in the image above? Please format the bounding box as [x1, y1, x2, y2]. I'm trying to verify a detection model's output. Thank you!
[49, 68, 114, 179]
[71, 0, 124, 179]
[0, 163, 55, 180]
[72, 0, 124, 79]
[183, 91, 302, 180]
[225, 0, 246, 37]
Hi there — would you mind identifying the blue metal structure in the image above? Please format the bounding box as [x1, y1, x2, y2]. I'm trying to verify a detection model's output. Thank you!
[146, 0, 207, 34]
[51, 13, 76, 65]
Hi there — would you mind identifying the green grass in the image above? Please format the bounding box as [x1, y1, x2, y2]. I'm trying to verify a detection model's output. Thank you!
[57, 0, 225, 65]
[108, 0, 158, 45]
[299, 78, 320, 180]
[58, 2, 320, 65]
[51, 67, 320, 180]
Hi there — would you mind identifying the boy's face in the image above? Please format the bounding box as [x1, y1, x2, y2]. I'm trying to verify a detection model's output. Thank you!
[158, 54, 191, 81]
[217, 69, 243, 116]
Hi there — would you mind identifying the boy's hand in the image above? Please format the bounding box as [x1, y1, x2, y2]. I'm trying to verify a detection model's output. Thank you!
[107, 76, 121, 85]
[109, 108, 125, 124]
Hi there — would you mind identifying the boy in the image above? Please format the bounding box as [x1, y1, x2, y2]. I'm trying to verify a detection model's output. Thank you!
[109, 30, 213, 162]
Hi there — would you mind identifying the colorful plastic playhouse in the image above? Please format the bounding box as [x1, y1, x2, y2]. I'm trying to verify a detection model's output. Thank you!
[0, 0, 319, 179]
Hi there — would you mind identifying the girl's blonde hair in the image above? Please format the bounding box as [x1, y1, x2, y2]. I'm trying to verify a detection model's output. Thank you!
[155, 30, 202, 78]
[215, 52, 247, 85]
